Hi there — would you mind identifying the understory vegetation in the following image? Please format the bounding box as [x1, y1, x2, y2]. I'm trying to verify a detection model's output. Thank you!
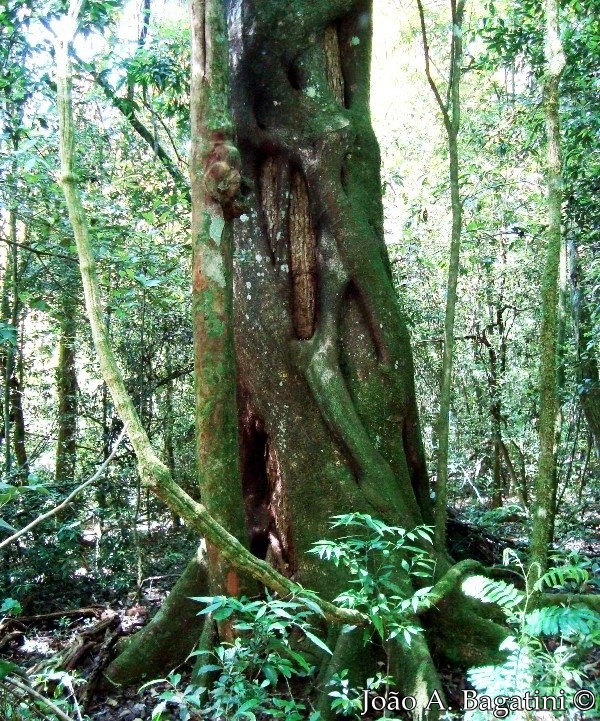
[1, 0, 599, 717]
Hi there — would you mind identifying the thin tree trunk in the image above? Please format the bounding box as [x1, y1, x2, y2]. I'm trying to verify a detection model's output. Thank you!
[436, 124, 462, 543]
[531, 0, 565, 576]
[416, 0, 466, 550]
[2, 210, 19, 477]
[189, 0, 250, 600]
[11, 320, 28, 479]
[568, 234, 600, 458]
[55, 296, 78, 484]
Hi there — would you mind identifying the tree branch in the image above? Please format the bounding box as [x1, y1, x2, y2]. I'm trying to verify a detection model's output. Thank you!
[416, 0, 452, 134]
[0, 430, 126, 550]
[0, 236, 78, 264]
[41, 17, 189, 195]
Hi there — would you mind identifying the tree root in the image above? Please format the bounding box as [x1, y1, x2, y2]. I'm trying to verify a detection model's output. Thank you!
[315, 625, 376, 720]
[103, 545, 209, 687]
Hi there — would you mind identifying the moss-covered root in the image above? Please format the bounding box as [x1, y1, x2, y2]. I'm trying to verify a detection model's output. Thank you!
[191, 614, 218, 687]
[427, 594, 509, 669]
[104, 546, 209, 687]
[387, 633, 445, 721]
[315, 626, 376, 721]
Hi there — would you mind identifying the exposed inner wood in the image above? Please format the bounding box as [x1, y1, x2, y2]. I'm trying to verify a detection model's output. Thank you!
[265, 442, 295, 574]
[324, 23, 345, 106]
[289, 169, 317, 340]
[259, 156, 290, 266]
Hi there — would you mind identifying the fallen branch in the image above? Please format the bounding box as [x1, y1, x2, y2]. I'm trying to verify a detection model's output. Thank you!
[11, 607, 105, 624]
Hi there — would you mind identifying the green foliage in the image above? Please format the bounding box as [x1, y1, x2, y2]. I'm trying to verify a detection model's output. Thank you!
[0, 663, 88, 721]
[143, 516, 436, 720]
[145, 594, 324, 720]
[327, 669, 395, 720]
[0, 598, 22, 617]
[309, 513, 435, 645]
[462, 551, 600, 719]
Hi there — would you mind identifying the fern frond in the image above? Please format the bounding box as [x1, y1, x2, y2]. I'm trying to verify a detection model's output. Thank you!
[462, 575, 525, 611]
[525, 606, 600, 638]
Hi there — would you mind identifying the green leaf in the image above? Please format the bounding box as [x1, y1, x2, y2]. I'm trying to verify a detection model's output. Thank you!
[0, 659, 24, 680]
[196, 602, 224, 615]
[213, 606, 235, 621]
[299, 595, 325, 618]
[303, 630, 332, 655]
[0, 518, 16, 533]
[0, 598, 22, 615]
[197, 663, 222, 676]
[262, 663, 278, 685]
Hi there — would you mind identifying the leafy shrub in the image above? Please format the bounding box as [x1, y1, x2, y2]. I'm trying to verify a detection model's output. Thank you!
[145, 515, 437, 720]
[309, 513, 436, 645]
[146, 594, 325, 720]
[0, 658, 87, 721]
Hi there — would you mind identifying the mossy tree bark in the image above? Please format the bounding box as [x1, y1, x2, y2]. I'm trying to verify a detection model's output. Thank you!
[55, 279, 78, 485]
[189, 0, 250, 602]
[531, 0, 565, 576]
[228, 1, 505, 716]
[568, 234, 600, 459]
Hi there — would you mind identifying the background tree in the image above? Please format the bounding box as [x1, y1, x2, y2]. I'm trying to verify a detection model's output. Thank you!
[415, 0, 466, 549]
[530, 0, 565, 574]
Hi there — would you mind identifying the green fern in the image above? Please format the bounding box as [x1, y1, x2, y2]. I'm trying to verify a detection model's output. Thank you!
[535, 564, 590, 592]
[524, 605, 600, 638]
[463, 554, 600, 719]
[461, 575, 525, 611]
[467, 637, 535, 719]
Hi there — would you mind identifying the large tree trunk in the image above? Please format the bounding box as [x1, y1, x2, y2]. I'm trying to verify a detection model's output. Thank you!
[231, 0, 430, 589]
[228, 0, 504, 713]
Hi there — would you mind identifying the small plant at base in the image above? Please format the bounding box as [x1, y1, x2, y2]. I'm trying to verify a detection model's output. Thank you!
[140, 672, 203, 721]
[311, 514, 436, 715]
[462, 549, 600, 719]
[145, 516, 437, 720]
[1, 598, 22, 619]
[309, 514, 436, 646]
[0, 659, 86, 721]
[145, 593, 326, 720]
[327, 669, 395, 720]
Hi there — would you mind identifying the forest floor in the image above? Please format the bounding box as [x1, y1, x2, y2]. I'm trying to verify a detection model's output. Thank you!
[2, 509, 599, 720]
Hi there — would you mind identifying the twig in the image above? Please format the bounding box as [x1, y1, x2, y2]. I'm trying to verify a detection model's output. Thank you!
[416, 0, 452, 133]
[4, 676, 75, 721]
[0, 236, 78, 264]
[13, 607, 104, 623]
[0, 430, 126, 550]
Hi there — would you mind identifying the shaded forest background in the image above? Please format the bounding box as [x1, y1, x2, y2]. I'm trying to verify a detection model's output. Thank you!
[0, 0, 599, 715]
